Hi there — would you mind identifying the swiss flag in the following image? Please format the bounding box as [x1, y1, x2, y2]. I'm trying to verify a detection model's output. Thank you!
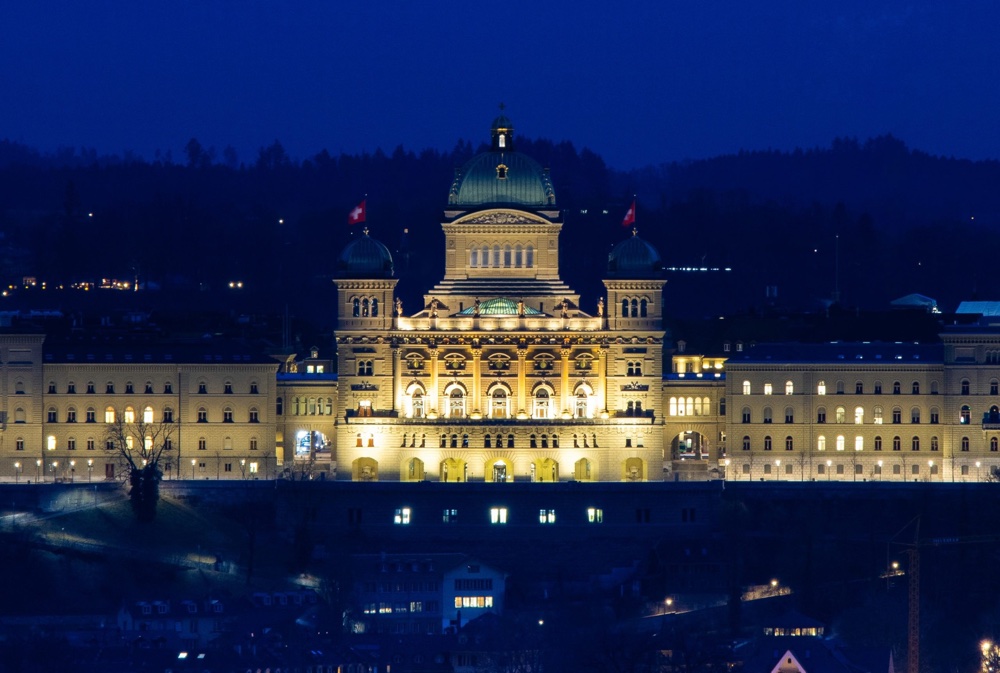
[348, 199, 366, 226]
[621, 199, 636, 228]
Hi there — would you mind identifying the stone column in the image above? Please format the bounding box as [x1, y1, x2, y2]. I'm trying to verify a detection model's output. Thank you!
[392, 348, 402, 413]
[517, 348, 528, 417]
[429, 347, 440, 417]
[598, 347, 609, 414]
[471, 348, 482, 416]
[560, 348, 571, 417]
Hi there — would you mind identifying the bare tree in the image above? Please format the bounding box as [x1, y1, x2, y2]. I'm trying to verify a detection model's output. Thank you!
[103, 407, 175, 522]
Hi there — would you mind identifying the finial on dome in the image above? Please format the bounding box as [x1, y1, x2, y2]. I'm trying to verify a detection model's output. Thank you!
[362, 226, 370, 236]
[632, 227, 638, 237]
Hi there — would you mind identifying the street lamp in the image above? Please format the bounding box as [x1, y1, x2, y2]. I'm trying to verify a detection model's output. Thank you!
[191, 458, 196, 480]
[87, 459, 93, 482]
[69, 460, 75, 483]
[877, 460, 883, 481]
[51, 461, 58, 482]
[976, 460, 982, 482]
[775, 459, 781, 482]
[35, 459, 40, 483]
[826, 459, 832, 481]
[13, 461, 20, 484]
[928, 460, 934, 482]
[665, 597, 674, 614]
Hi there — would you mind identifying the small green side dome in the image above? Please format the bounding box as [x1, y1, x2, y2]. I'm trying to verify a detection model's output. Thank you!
[457, 297, 542, 316]
[337, 228, 394, 278]
[607, 231, 663, 278]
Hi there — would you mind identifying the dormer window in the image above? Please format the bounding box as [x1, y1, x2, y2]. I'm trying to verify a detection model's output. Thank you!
[496, 163, 508, 179]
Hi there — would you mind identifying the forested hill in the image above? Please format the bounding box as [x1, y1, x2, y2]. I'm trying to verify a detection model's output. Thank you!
[0, 135, 997, 325]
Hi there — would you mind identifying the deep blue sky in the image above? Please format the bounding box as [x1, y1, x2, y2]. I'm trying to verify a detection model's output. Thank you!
[3, 1, 999, 169]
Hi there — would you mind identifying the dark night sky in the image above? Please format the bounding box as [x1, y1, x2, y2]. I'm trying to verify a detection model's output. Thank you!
[3, 1, 999, 169]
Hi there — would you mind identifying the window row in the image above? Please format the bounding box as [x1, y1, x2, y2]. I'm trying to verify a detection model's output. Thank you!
[291, 397, 334, 416]
[392, 506, 606, 525]
[620, 297, 650, 318]
[41, 380, 259, 395]
[742, 380, 939, 396]
[401, 385, 601, 420]
[740, 406, 942, 425]
[469, 243, 535, 268]
[741, 434, 947, 453]
[960, 379, 1000, 395]
[33, 435, 261, 452]
[668, 397, 713, 417]
[351, 296, 380, 318]
[401, 353, 597, 372]
[740, 462, 940, 477]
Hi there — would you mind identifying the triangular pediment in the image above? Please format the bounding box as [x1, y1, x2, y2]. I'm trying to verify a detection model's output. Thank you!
[452, 209, 551, 226]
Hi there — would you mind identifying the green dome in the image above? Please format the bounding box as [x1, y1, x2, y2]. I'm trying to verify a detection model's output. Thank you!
[607, 231, 663, 279]
[448, 114, 556, 208]
[336, 229, 394, 278]
[457, 297, 542, 316]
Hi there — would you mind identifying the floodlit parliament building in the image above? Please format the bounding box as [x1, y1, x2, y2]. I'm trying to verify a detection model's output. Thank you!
[4, 115, 1000, 484]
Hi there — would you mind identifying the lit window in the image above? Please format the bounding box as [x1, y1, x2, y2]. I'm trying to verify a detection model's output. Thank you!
[817, 381, 826, 395]
[490, 507, 508, 524]
[742, 381, 751, 395]
[104, 407, 115, 424]
[393, 508, 411, 525]
[763, 383, 773, 395]
[47, 435, 56, 451]
[123, 407, 135, 423]
[143, 406, 154, 423]
[587, 508, 603, 523]
[785, 381, 794, 395]
[817, 436, 826, 451]
[539, 509, 555, 524]
[836, 435, 845, 451]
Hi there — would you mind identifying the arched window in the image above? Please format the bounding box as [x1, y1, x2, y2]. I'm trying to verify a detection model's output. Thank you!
[785, 436, 793, 451]
[491, 388, 509, 419]
[912, 381, 920, 395]
[361, 298, 369, 317]
[525, 244, 534, 267]
[630, 299, 638, 317]
[484, 434, 491, 449]
[835, 407, 846, 423]
[873, 406, 883, 424]
[481, 245, 489, 266]
[893, 381, 901, 394]
[352, 298, 360, 316]
[371, 298, 378, 316]
[470, 248, 479, 267]
[911, 436, 920, 451]
[576, 390, 589, 418]
[817, 436, 826, 451]
[640, 299, 648, 317]
[742, 380, 751, 395]
[621, 298, 629, 317]
[449, 389, 465, 418]
[763, 436, 772, 451]
[493, 244, 501, 267]
[817, 380, 826, 395]
[533, 389, 551, 419]
[911, 407, 920, 423]
[742, 436, 751, 451]
[105, 407, 116, 424]
[143, 406, 154, 423]
[123, 407, 136, 423]
[961, 405, 971, 424]
[741, 407, 751, 423]
[785, 381, 794, 395]
[963, 436, 971, 452]
[854, 407, 864, 424]
[836, 435, 845, 451]
[411, 390, 424, 418]
[504, 244, 512, 267]
[515, 244, 523, 267]
[961, 379, 971, 395]
[855, 436, 863, 451]
[992, 437, 998, 452]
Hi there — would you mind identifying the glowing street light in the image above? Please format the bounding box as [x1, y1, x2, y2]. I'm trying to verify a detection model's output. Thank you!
[69, 459, 76, 483]
[35, 459, 41, 483]
[877, 460, 883, 481]
[775, 459, 781, 481]
[87, 459, 93, 482]
[191, 458, 197, 480]
[826, 459, 832, 481]
[977, 461, 982, 482]
[13, 461, 21, 484]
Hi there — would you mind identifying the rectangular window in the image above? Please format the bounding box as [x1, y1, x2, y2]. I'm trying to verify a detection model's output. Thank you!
[587, 507, 603, 523]
[224, 463, 232, 472]
[538, 509, 555, 524]
[67, 439, 76, 450]
[442, 508, 458, 523]
[86, 410, 95, 423]
[490, 507, 507, 524]
[394, 507, 411, 525]
[16, 439, 24, 451]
